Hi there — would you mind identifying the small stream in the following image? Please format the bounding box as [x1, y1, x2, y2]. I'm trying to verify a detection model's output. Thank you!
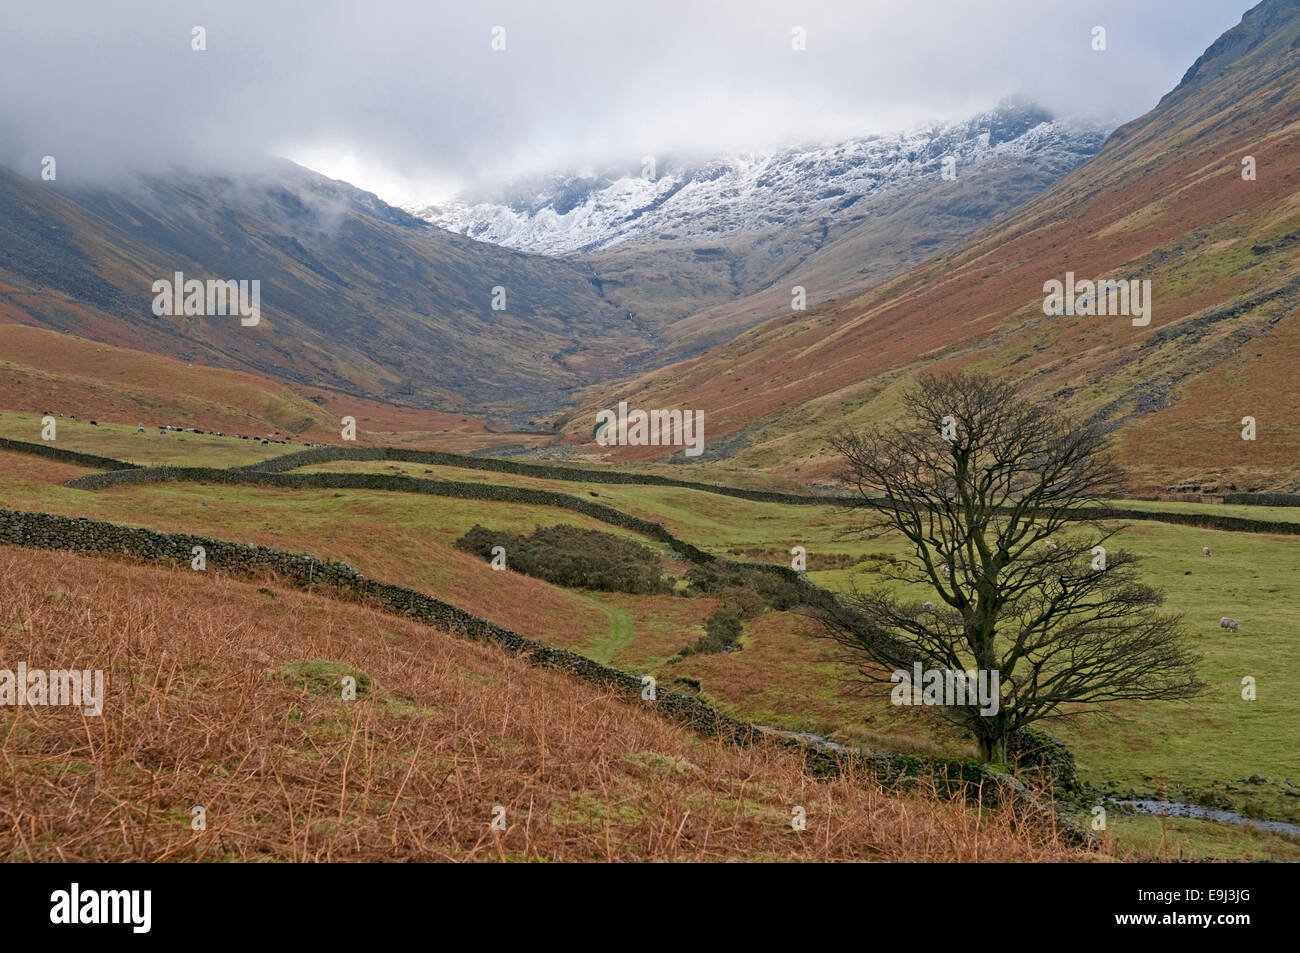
[756, 725, 860, 754]
[753, 726, 1300, 839]
[1113, 799, 1300, 838]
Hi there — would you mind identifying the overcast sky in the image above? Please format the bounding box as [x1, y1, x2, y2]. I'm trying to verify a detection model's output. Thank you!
[0, 0, 1259, 205]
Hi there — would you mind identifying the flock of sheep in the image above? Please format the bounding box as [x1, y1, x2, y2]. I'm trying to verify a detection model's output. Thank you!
[151, 423, 309, 447]
[144, 423, 325, 449]
[42, 411, 321, 449]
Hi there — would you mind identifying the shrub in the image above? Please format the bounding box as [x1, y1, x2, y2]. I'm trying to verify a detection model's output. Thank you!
[454, 524, 672, 595]
[684, 563, 800, 609]
[705, 605, 744, 644]
[678, 564, 801, 655]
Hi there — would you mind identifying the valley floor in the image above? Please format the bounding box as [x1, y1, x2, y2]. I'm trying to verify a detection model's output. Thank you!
[1, 417, 1296, 860]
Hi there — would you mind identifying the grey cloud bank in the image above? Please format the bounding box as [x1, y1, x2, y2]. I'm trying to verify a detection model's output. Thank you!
[0, 0, 1257, 202]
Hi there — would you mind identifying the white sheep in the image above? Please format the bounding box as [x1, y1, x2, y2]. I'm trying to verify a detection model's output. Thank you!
[1044, 540, 1058, 551]
[1203, 546, 1212, 557]
[922, 601, 934, 611]
[1220, 617, 1238, 632]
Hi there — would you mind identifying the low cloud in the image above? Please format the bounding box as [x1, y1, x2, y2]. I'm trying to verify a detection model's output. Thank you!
[0, 0, 1255, 202]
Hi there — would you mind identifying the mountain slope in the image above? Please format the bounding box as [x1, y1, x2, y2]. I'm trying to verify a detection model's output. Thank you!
[556, 0, 1300, 495]
[417, 101, 1101, 258]
[413, 101, 1107, 340]
[0, 161, 646, 418]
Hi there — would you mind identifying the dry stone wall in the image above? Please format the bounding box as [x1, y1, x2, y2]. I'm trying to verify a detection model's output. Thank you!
[0, 435, 142, 471]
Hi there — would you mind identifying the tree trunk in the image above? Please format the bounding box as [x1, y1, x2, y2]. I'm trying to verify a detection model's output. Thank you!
[978, 733, 1008, 764]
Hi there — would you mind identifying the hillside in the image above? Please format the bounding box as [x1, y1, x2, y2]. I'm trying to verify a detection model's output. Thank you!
[556, 0, 1300, 496]
[0, 545, 1080, 861]
[0, 324, 338, 438]
[415, 100, 1107, 346]
[0, 323, 543, 452]
[0, 160, 646, 419]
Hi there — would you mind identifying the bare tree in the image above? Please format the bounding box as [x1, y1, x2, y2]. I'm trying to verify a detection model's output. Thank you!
[817, 371, 1204, 763]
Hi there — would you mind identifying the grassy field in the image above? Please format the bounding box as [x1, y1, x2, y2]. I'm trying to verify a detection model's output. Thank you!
[2, 436, 1297, 858]
[0, 410, 291, 467]
[0, 449, 678, 654]
[1092, 812, 1300, 862]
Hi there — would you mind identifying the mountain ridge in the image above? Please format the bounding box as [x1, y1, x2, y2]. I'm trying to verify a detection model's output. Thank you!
[409, 99, 1106, 257]
[0, 159, 651, 417]
[551, 0, 1300, 496]
[410, 99, 1108, 347]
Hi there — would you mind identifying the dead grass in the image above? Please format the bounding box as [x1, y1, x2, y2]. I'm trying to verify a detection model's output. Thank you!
[0, 546, 1088, 862]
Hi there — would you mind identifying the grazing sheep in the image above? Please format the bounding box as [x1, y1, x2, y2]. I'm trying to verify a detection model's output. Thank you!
[922, 601, 934, 611]
[1044, 540, 1058, 551]
[1203, 546, 1212, 557]
[1220, 617, 1239, 632]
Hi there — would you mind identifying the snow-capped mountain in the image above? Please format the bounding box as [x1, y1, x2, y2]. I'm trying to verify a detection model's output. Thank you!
[408, 99, 1109, 256]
